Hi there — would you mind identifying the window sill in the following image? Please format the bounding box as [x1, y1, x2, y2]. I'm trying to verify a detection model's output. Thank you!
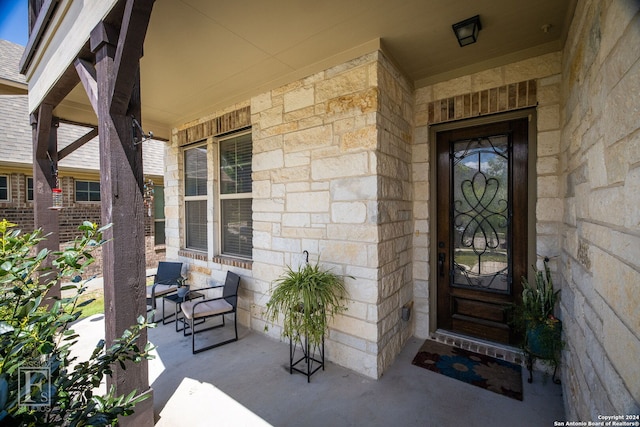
[212, 256, 252, 270]
[177, 250, 252, 270]
[178, 249, 208, 261]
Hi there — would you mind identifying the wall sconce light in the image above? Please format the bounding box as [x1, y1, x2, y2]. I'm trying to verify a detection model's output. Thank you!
[452, 15, 482, 47]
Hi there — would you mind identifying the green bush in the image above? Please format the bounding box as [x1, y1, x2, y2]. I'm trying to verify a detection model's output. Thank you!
[0, 219, 154, 426]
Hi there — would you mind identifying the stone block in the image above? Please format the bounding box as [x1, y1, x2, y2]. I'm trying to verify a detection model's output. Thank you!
[271, 237, 301, 253]
[602, 309, 640, 402]
[331, 202, 367, 224]
[316, 67, 369, 103]
[345, 299, 369, 321]
[259, 105, 283, 129]
[253, 149, 284, 172]
[328, 342, 377, 378]
[283, 86, 314, 113]
[470, 67, 504, 92]
[282, 213, 310, 227]
[281, 226, 324, 239]
[252, 230, 271, 249]
[537, 83, 561, 105]
[537, 175, 559, 197]
[286, 191, 329, 212]
[329, 329, 368, 352]
[271, 165, 310, 183]
[252, 248, 284, 266]
[253, 134, 283, 152]
[331, 313, 377, 342]
[311, 152, 370, 180]
[592, 247, 640, 331]
[433, 75, 471, 100]
[624, 168, 640, 229]
[252, 198, 285, 213]
[283, 125, 332, 152]
[503, 52, 561, 84]
[536, 197, 563, 221]
[326, 87, 378, 116]
[251, 92, 272, 113]
[537, 156, 559, 175]
[326, 223, 377, 242]
[537, 105, 561, 131]
[603, 60, 640, 145]
[341, 125, 377, 151]
[320, 240, 371, 267]
[284, 151, 310, 167]
[344, 265, 378, 281]
[330, 176, 378, 201]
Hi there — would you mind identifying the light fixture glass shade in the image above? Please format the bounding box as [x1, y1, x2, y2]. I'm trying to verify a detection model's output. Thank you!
[452, 15, 481, 47]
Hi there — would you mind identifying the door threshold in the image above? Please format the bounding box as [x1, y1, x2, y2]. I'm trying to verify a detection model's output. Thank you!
[431, 329, 524, 366]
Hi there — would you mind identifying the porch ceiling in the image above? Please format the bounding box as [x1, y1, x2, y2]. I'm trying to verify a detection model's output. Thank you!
[57, 0, 575, 139]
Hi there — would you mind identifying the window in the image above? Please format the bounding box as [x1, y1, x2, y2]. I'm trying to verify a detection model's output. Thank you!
[75, 180, 100, 202]
[0, 175, 8, 201]
[219, 132, 252, 258]
[26, 177, 33, 201]
[184, 144, 208, 251]
[154, 185, 166, 245]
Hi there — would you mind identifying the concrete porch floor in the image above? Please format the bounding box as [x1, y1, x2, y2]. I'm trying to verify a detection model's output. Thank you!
[75, 311, 565, 426]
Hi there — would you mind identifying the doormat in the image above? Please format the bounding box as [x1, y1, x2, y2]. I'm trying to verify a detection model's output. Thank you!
[411, 340, 523, 401]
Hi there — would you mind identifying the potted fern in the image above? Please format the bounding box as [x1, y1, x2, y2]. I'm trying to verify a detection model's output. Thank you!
[517, 256, 562, 383]
[264, 258, 349, 381]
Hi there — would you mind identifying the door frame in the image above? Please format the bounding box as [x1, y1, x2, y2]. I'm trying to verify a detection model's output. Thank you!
[428, 108, 538, 339]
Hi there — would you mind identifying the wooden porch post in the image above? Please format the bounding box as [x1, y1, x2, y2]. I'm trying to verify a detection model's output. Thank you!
[31, 103, 61, 300]
[88, 1, 155, 425]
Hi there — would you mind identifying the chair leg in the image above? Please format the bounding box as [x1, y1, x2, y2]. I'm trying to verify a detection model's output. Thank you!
[191, 317, 196, 354]
[191, 312, 239, 354]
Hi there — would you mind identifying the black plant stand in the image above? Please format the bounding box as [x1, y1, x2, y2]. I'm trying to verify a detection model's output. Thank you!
[525, 349, 561, 384]
[289, 331, 324, 383]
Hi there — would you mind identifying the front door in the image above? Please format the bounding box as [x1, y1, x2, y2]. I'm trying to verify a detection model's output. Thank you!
[436, 118, 528, 345]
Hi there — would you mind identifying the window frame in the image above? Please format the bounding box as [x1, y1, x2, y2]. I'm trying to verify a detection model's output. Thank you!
[75, 180, 101, 202]
[183, 142, 209, 252]
[0, 175, 9, 202]
[26, 176, 33, 202]
[217, 130, 253, 260]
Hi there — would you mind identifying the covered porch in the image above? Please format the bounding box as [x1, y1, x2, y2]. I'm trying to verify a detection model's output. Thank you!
[73, 313, 564, 427]
[20, 0, 640, 424]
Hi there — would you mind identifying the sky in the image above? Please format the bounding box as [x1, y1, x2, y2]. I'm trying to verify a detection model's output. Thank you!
[0, 0, 28, 46]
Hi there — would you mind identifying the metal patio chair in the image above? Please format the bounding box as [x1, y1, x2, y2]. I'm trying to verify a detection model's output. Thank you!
[181, 271, 240, 354]
[146, 261, 184, 322]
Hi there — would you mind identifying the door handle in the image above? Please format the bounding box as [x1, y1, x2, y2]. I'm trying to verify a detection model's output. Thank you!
[438, 253, 445, 277]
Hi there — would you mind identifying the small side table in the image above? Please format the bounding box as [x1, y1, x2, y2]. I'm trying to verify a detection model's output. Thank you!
[162, 291, 204, 332]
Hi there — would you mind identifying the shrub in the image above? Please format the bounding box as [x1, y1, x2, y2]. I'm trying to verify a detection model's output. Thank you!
[0, 219, 154, 426]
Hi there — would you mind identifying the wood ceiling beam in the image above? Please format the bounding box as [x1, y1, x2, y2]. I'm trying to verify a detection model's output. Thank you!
[57, 128, 99, 161]
[74, 58, 99, 115]
[110, 0, 155, 116]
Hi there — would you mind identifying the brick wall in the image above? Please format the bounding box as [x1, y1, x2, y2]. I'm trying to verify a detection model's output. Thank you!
[0, 172, 164, 275]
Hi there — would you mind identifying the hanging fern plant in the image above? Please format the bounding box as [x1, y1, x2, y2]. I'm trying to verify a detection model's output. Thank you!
[265, 261, 349, 348]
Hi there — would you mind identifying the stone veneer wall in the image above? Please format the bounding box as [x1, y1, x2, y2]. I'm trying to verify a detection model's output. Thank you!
[250, 50, 413, 378]
[412, 51, 564, 340]
[165, 51, 413, 378]
[559, 0, 640, 419]
[374, 53, 414, 373]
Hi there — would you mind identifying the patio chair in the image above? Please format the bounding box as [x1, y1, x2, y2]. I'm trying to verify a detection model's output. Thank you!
[146, 261, 185, 322]
[181, 271, 240, 354]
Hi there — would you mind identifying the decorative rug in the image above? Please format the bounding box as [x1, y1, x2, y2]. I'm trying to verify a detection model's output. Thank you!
[411, 340, 523, 401]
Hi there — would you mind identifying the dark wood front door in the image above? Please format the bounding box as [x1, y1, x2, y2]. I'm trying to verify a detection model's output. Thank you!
[436, 118, 528, 345]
